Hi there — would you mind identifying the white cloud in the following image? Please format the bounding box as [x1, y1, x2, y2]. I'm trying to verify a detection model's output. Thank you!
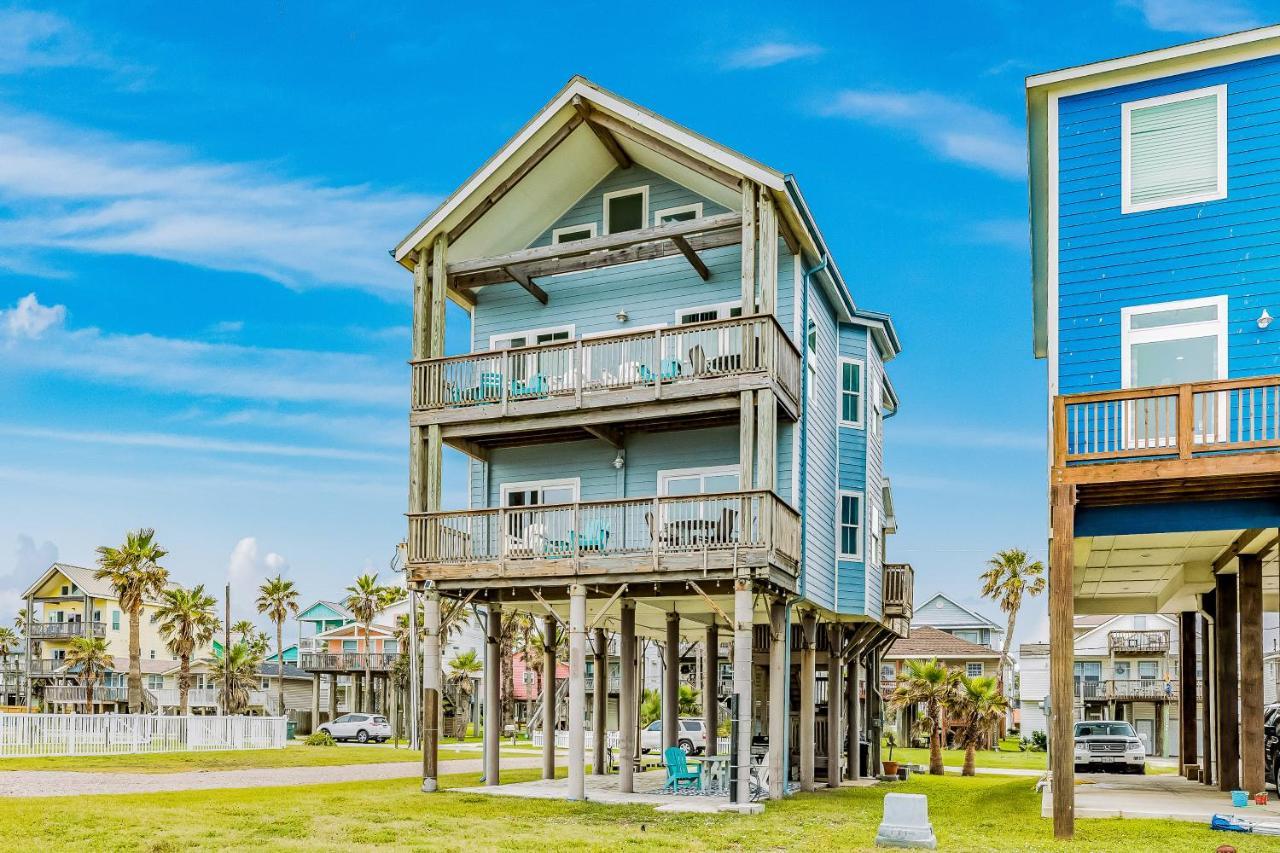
[724, 41, 824, 70]
[226, 537, 289, 623]
[0, 8, 112, 74]
[820, 90, 1025, 180]
[12, 533, 57, 578]
[0, 110, 435, 293]
[0, 293, 402, 407]
[208, 320, 244, 335]
[1120, 0, 1260, 35]
[1, 291, 65, 339]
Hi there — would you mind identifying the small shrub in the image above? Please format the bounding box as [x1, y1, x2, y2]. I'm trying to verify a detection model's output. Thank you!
[1018, 737, 1032, 752]
[1029, 730, 1047, 752]
[305, 731, 336, 747]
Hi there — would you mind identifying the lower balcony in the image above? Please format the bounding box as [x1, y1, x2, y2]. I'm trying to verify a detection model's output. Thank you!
[882, 563, 914, 621]
[300, 653, 400, 673]
[407, 490, 800, 586]
[45, 685, 128, 704]
[1078, 679, 1194, 702]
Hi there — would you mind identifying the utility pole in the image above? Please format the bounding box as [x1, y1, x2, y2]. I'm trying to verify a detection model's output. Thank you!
[223, 582, 231, 717]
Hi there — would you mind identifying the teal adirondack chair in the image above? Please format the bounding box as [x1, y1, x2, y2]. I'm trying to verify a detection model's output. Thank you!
[662, 746, 701, 793]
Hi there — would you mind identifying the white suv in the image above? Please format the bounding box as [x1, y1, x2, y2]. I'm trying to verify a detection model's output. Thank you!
[1073, 720, 1145, 774]
[319, 713, 392, 744]
[641, 718, 709, 755]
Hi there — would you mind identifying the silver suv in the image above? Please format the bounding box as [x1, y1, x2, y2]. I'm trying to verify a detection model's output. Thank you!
[1073, 720, 1146, 774]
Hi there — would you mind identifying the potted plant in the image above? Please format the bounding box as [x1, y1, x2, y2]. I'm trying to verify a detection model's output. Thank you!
[882, 730, 900, 777]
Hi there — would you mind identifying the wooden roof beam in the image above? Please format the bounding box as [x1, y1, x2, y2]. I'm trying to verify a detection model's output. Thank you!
[670, 234, 710, 281]
[504, 266, 548, 305]
[573, 95, 631, 169]
[587, 109, 742, 190]
[583, 424, 623, 448]
[1213, 528, 1268, 573]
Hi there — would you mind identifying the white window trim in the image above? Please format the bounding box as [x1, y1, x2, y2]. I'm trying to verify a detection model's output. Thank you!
[1121, 84, 1227, 214]
[551, 222, 598, 244]
[1119, 295, 1227, 388]
[582, 322, 667, 339]
[602, 186, 649, 235]
[837, 357, 865, 428]
[836, 489, 864, 561]
[499, 478, 581, 506]
[489, 324, 576, 351]
[653, 202, 703, 225]
[657, 464, 741, 495]
[675, 300, 742, 324]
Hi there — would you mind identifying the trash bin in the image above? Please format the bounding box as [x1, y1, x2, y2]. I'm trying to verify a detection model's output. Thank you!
[858, 741, 871, 777]
[286, 720, 298, 741]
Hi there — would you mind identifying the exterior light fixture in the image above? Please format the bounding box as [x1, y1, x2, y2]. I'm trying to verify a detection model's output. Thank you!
[612, 449, 625, 469]
[616, 309, 629, 323]
[1259, 308, 1273, 330]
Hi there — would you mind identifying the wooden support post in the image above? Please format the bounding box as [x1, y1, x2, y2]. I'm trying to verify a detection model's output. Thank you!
[311, 674, 320, 733]
[846, 652, 860, 780]
[1240, 555, 1265, 795]
[757, 191, 777, 316]
[421, 589, 441, 792]
[1049, 482, 1076, 840]
[568, 585, 587, 800]
[827, 623, 844, 788]
[739, 392, 755, 490]
[485, 605, 502, 787]
[1178, 611, 1198, 775]
[799, 610, 817, 793]
[663, 612, 679, 753]
[704, 622, 719, 759]
[620, 601, 637, 793]
[1200, 606, 1214, 786]
[867, 649, 883, 775]
[542, 613, 556, 780]
[593, 627, 608, 775]
[328, 673, 338, 719]
[733, 578, 754, 803]
[768, 597, 787, 799]
[756, 388, 776, 492]
[740, 182, 757, 314]
[1215, 571, 1240, 792]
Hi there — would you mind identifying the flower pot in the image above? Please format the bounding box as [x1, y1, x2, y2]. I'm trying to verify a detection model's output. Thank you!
[882, 760, 900, 777]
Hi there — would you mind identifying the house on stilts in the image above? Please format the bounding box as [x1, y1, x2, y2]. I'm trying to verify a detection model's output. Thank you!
[397, 76, 913, 801]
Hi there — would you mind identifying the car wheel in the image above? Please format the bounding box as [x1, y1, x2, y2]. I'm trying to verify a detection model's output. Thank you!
[318, 728, 330, 737]
[1273, 758, 1280, 792]
[678, 739, 694, 755]
[357, 729, 369, 744]
[1135, 764, 1145, 775]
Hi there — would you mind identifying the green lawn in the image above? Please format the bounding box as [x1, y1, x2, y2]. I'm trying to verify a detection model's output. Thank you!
[0, 742, 521, 774]
[0, 768, 1269, 851]
[886, 745, 1177, 775]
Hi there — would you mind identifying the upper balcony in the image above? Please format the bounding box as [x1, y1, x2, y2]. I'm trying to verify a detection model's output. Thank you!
[1053, 374, 1280, 504]
[1108, 630, 1170, 655]
[882, 563, 914, 622]
[406, 489, 800, 589]
[300, 652, 401, 673]
[28, 621, 105, 640]
[410, 314, 800, 452]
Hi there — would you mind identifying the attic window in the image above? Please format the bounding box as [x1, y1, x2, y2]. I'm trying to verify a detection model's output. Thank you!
[654, 203, 702, 225]
[603, 186, 648, 234]
[1122, 85, 1226, 213]
[552, 223, 597, 244]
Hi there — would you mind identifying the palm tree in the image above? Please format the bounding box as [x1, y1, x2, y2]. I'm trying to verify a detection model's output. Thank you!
[14, 608, 27, 634]
[212, 641, 263, 715]
[946, 674, 1011, 776]
[95, 528, 169, 713]
[65, 635, 113, 715]
[256, 575, 300, 717]
[345, 573, 383, 713]
[232, 619, 257, 645]
[156, 585, 220, 715]
[0, 626, 17, 670]
[980, 548, 1047, 703]
[447, 650, 483, 740]
[891, 658, 960, 775]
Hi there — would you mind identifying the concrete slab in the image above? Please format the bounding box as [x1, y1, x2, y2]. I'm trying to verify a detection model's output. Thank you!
[454, 768, 747, 809]
[1041, 772, 1280, 825]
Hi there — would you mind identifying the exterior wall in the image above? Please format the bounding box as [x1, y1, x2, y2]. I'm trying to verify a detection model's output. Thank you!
[1020, 651, 1050, 738]
[34, 585, 194, 665]
[1056, 54, 1280, 394]
[912, 595, 1004, 650]
[802, 283, 839, 611]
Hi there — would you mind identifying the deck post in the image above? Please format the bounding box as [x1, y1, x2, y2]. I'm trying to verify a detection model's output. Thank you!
[846, 651, 860, 780]
[620, 600, 637, 793]
[541, 613, 556, 780]
[1239, 554, 1265, 795]
[593, 626, 607, 775]
[827, 624, 844, 788]
[421, 588, 441, 793]
[733, 578, 754, 803]
[485, 605, 502, 787]
[768, 597, 787, 799]
[1049, 482, 1076, 840]
[1215, 571, 1240, 792]
[663, 611, 679, 753]
[353, 672, 363, 713]
[311, 674, 320, 733]
[328, 673, 338, 719]
[568, 584, 587, 800]
[1178, 611, 1198, 776]
[704, 621, 719, 760]
[867, 648, 883, 776]
[799, 610, 817, 793]
[1199, 603, 1214, 787]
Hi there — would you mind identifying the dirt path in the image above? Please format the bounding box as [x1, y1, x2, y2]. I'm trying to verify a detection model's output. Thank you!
[0, 755, 546, 798]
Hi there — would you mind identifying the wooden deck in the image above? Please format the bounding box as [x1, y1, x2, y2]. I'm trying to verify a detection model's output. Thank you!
[299, 652, 401, 673]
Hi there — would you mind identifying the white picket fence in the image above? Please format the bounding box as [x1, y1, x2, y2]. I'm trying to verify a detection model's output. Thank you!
[0, 713, 287, 758]
[530, 729, 621, 750]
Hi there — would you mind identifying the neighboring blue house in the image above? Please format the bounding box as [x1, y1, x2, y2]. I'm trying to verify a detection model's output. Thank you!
[1026, 27, 1280, 832]
[398, 76, 912, 800]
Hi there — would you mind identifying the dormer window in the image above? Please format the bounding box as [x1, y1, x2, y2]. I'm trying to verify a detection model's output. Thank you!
[603, 186, 648, 234]
[654, 203, 702, 225]
[1122, 85, 1226, 213]
[552, 223, 597, 244]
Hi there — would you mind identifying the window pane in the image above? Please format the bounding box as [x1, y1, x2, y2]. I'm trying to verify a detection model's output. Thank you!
[1129, 305, 1217, 329]
[1129, 93, 1220, 206]
[842, 362, 861, 393]
[663, 476, 702, 497]
[841, 495, 860, 525]
[702, 473, 739, 493]
[607, 193, 644, 233]
[659, 210, 696, 224]
[1130, 335, 1217, 386]
[555, 228, 593, 243]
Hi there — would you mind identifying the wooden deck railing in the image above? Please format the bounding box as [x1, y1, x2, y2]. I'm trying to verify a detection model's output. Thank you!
[27, 621, 105, 640]
[410, 314, 801, 414]
[883, 563, 914, 621]
[45, 685, 128, 704]
[407, 490, 800, 573]
[1107, 630, 1171, 655]
[1055, 374, 1280, 465]
[1077, 679, 1190, 702]
[299, 652, 401, 673]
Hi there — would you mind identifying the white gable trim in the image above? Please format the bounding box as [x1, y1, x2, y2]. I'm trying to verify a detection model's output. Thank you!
[916, 592, 1003, 629]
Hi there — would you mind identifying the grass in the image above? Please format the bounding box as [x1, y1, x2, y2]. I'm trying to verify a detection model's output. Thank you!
[886, 745, 1177, 775]
[0, 768, 1270, 851]
[0, 742, 525, 774]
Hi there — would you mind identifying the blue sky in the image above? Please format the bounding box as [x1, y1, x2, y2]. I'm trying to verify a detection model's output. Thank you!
[0, 0, 1271, 642]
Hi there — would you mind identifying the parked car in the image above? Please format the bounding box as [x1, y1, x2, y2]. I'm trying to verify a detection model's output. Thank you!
[1073, 720, 1145, 774]
[1264, 703, 1279, 791]
[319, 713, 392, 743]
[640, 718, 708, 755]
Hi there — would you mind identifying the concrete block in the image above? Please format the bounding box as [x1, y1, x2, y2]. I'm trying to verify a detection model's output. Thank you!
[875, 793, 937, 849]
[718, 802, 765, 815]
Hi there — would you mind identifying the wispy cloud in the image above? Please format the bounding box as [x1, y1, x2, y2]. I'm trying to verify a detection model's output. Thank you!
[0, 110, 435, 293]
[819, 90, 1025, 180]
[1, 291, 64, 338]
[1120, 0, 1260, 35]
[0, 293, 402, 406]
[0, 8, 113, 74]
[724, 41, 824, 70]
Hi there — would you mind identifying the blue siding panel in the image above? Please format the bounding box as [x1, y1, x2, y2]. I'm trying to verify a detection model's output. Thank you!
[802, 283, 838, 611]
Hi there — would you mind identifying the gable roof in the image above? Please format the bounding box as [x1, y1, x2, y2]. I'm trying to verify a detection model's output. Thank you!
[912, 593, 1002, 631]
[313, 621, 396, 640]
[21, 562, 175, 605]
[391, 75, 858, 323]
[299, 600, 353, 622]
[884, 625, 1004, 661]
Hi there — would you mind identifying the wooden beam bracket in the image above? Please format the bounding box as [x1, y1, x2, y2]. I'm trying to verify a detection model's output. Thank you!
[670, 234, 710, 280]
[504, 265, 549, 305]
[573, 95, 632, 169]
[530, 588, 565, 627]
[686, 581, 731, 627]
[587, 584, 628, 632]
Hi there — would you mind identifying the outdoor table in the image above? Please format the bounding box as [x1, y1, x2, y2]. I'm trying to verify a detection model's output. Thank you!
[692, 754, 731, 794]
